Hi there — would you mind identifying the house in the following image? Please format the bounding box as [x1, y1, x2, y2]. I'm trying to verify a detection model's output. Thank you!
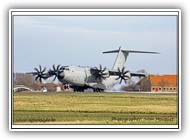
[37, 82, 63, 92]
[136, 75, 177, 92]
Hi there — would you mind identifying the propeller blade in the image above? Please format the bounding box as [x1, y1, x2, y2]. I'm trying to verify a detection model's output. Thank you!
[115, 76, 120, 80]
[39, 65, 42, 72]
[57, 65, 60, 71]
[35, 75, 39, 81]
[39, 77, 42, 83]
[42, 67, 46, 73]
[124, 70, 129, 74]
[103, 67, 106, 72]
[99, 64, 102, 71]
[53, 75, 57, 81]
[53, 64, 56, 71]
[119, 79, 122, 84]
[34, 67, 39, 73]
[122, 67, 125, 73]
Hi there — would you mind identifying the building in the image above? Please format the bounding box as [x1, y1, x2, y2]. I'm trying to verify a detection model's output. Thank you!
[37, 83, 63, 92]
[136, 75, 177, 92]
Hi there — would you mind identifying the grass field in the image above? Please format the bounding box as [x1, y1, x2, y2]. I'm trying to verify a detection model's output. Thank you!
[13, 92, 178, 125]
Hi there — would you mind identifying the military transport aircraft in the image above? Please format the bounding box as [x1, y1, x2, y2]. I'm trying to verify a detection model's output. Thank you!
[27, 47, 159, 92]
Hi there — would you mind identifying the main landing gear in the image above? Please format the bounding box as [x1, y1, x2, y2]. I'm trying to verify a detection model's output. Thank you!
[73, 88, 84, 92]
[93, 89, 104, 92]
[73, 88, 104, 92]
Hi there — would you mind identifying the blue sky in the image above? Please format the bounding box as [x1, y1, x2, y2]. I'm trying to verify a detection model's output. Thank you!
[13, 15, 177, 75]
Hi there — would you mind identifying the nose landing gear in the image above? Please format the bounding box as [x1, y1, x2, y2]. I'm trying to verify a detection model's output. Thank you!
[64, 84, 70, 89]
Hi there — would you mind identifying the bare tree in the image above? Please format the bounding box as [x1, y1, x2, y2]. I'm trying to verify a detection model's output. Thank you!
[14, 73, 36, 87]
[137, 69, 146, 73]
[138, 76, 151, 91]
[121, 79, 136, 91]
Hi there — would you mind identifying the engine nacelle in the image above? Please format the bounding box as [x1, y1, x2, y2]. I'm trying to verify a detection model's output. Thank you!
[124, 71, 131, 80]
[101, 70, 110, 78]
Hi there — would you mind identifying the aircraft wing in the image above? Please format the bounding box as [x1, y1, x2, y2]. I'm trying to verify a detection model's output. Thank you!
[108, 70, 147, 78]
[26, 72, 39, 75]
[91, 67, 147, 79]
[129, 72, 147, 77]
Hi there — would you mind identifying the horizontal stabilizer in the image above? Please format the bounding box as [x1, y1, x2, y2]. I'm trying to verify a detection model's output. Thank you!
[103, 47, 159, 54]
[103, 47, 159, 70]
[103, 49, 120, 54]
[122, 50, 159, 54]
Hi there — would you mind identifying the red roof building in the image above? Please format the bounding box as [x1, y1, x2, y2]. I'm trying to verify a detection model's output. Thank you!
[136, 75, 177, 92]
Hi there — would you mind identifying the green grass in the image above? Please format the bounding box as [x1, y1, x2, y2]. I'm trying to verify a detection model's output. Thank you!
[13, 92, 178, 125]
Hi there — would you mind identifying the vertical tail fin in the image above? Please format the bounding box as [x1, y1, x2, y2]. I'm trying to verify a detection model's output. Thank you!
[103, 47, 159, 70]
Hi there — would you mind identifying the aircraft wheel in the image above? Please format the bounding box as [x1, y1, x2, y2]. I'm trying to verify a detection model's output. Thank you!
[93, 89, 103, 92]
[93, 89, 96, 92]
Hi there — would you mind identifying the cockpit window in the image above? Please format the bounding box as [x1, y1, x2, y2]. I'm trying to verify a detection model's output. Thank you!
[65, 68, 70, 71]
[61, 67, 65, 70]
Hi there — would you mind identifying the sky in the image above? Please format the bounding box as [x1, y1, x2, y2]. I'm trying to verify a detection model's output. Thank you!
[13, 14, 178, 75]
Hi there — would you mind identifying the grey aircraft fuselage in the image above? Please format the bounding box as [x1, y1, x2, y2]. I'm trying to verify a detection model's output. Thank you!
[58, 65, 118, 91]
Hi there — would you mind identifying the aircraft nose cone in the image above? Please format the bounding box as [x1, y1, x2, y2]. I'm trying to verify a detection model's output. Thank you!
[59, 71, 65, 79]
